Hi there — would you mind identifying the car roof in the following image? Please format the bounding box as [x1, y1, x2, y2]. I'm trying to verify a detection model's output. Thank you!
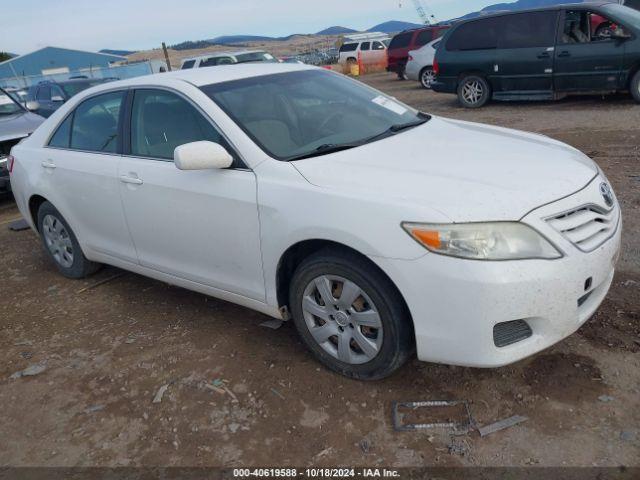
[182, 50, 267, 62]
[453, 2, 612, 24]
[81, 63, 315, 93]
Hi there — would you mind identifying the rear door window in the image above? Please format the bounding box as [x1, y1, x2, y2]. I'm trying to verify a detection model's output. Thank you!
[339, 43, 358, 52]
[360, 42, 371, 51]
[70, 91, 124, 153]
[390, 32, 413, 49]
[181, 60, 196, 69]
[416, 30, 434, 47]
[48, 114, 73, 148]
[130, 89, 235, 163]
[498, 11, 559, 48]
[446, 17, 501, 51]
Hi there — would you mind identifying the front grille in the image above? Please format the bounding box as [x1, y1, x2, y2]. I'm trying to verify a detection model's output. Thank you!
[493, 320, 532, 348]
[546, 204, 617, 252]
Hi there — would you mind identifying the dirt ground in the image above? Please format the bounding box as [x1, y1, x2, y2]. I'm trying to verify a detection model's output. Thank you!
[0, 73, 638, 468]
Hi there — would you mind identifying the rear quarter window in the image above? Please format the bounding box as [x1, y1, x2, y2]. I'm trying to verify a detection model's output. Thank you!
[339, 43, 358, 53]
[446, 17, 501, 51]
[415, 30, 434, 46]
[390, 32, 413, 49]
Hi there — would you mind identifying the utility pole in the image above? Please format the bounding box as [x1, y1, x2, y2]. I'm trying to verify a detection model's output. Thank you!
[162, 42, 172, 72]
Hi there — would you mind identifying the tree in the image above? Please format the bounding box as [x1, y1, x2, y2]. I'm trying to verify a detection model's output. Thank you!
[0, 52, 12, 62]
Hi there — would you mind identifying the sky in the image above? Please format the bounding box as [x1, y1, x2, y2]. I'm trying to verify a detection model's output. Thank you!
[3, 0, 506, 54]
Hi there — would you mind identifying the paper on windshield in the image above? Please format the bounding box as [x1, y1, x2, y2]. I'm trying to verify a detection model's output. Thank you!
[372, 95, 407, 116]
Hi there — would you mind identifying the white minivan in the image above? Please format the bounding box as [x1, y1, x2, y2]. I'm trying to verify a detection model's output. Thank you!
[8, 64, 621, 380]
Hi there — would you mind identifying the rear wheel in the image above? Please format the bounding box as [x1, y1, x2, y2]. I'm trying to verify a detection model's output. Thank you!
[420, 67, 436, 89]
[37, 201, 101, 279]
[457, 75, 491, 108]
[631, 70, 640, 103]
[289, 249, 413, 380]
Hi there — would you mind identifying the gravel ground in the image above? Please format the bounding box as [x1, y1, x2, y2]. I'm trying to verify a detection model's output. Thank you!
[0, 73, 638, 468]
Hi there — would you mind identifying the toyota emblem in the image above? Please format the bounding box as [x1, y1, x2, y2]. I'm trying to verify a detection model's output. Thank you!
[600, 182, 614, 207]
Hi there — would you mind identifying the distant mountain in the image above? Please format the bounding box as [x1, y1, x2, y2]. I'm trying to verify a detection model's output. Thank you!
[207, 35, 279, 44]
[368, 20, 424, 33]
[100, 49, 136, 56]
[316, 26, 358, 35]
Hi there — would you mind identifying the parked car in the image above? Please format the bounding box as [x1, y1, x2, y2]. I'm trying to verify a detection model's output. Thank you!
[432, 3, 640, 107]
[26, 78, 115, 118]
[338, 38, 389, 67]
[180, 50, 278, 69]
[387, 25, 450, 79]
[0, 88, 44, 194]
[3, 86, 29, 105]
[9, 64, 620, 379]
[405, 38, 443, 89]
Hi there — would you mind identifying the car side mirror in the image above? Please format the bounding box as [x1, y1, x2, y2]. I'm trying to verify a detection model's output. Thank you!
[51, 95, 64, 102]
[174, 141, 234, 170]
[25, 100, 40, 111]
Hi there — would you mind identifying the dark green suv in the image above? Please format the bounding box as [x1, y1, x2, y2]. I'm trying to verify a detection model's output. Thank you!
[432, 2, 640, 107]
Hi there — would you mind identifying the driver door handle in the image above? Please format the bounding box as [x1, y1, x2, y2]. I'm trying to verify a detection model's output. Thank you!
[120, 175, 143, 185]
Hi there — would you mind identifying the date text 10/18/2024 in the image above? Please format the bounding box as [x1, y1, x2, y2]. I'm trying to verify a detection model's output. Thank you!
[233, 468, 401, 478]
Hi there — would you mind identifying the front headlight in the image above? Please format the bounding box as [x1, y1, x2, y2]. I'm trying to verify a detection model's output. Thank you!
[402, 222, 562, 260]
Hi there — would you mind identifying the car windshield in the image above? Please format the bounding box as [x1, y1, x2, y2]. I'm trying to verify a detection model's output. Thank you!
[60, 80, 104, 98]
[0, 89, 23, 115]
[603, 3, 640, 29]
[201, 70, 428, 161]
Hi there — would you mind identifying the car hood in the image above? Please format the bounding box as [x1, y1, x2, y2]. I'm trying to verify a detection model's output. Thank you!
[292, 117, 598, 222]
[0, 111, 45, 143]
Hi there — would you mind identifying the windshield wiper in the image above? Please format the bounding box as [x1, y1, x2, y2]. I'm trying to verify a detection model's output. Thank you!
[286, 113, 431, 161]
[286, 143, 361, 161]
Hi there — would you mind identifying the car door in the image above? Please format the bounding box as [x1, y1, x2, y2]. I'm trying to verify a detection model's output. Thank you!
[492, 10, 560, 95]
[118, 88, 265, 301]
[554, 9, 626, 92]
[43, 90, 138, 262]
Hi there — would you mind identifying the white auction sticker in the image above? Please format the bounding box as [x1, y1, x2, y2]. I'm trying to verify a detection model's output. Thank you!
[372, 95, 407, 115]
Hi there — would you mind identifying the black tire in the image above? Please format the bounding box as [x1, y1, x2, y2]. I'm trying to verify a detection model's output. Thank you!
[457, 74, 491, 108]
[289, 248, 414, 381]
[631, 70, 640, 103]
[37, 201, 101, 279]
[419, 66, 436, 89]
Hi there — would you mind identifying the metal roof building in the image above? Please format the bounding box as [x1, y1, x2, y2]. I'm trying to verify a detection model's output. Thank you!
[0, 46, 126, 80]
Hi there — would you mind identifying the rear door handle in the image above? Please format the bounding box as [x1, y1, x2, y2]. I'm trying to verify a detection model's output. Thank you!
[41, 160, 56, 169]
[119, 175, 143, 185]
[558, 51, 571, 58]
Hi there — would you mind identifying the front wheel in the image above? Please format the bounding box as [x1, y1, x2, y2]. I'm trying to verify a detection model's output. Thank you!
[457, 75, 491, 108]
[420, 67, 436, 89]
[289, 249, 413, 380]
[631, 70, 640, 103]
[37, 201, 101, 279]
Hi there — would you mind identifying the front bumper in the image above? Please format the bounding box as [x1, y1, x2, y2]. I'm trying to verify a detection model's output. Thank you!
[371, 177, 622, 368]
[431, 77, 457, 94]
[0, 158, 10, 193]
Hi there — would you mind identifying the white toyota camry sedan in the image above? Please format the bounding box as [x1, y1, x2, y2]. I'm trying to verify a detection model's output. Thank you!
[8, 64, 621, 380]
